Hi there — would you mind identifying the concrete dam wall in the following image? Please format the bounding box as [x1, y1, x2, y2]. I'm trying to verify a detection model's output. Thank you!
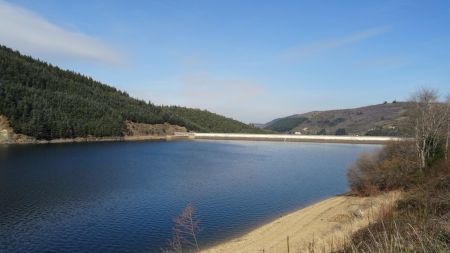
[175, 132, 410, 144]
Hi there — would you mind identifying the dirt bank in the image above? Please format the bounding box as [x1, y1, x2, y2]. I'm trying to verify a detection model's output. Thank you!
[201, 191, 401, 253]
[125, 121, 187, 136]
[0, 115, 36, 144]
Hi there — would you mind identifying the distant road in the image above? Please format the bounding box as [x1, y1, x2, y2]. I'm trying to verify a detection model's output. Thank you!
[175, 132, 411, 144]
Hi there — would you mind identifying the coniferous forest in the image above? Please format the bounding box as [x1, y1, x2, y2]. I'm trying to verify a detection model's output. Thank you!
[0, 45, 263, 140]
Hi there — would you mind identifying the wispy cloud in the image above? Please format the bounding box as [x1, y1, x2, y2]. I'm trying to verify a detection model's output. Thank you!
[279, 26, 389, 62]
[0, 0, 123, 65]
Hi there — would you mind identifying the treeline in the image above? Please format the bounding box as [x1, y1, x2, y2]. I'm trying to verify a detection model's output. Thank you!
[0, 45, 262, 139]
[163, 106, 264, 133]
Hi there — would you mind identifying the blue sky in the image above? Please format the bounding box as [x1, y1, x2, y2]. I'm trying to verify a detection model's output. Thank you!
[1, 0, 449, 123]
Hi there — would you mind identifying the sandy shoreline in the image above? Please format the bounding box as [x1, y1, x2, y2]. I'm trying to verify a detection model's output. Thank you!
[201, 192, 400, 253]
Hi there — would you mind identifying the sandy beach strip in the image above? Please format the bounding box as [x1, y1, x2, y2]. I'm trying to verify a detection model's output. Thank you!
[201, 192, 400, 253]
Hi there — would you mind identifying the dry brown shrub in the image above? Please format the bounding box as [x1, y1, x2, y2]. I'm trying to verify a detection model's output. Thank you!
[339, 158, 450, 253]
[347, 141, 418, 196]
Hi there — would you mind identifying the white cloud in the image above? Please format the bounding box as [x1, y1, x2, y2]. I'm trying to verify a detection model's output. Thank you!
[279, 26, 389, 62]
[0, 0, 123, 64]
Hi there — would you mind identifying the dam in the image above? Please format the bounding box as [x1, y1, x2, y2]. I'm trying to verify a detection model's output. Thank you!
[175, 132, 410, 144]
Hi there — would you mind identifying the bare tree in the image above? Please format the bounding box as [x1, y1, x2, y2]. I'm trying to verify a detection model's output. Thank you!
[166, 203, 200, 253]
[408, 89, 448, 169]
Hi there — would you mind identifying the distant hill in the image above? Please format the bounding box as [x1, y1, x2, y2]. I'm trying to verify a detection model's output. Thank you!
[0, 45, 263, 140]
[264, 103, 409, 136]
[249, 123, 266, 129]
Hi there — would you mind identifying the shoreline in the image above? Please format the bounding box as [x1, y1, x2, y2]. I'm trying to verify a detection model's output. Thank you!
[200, 191, 401, 253]
[1, 132, 411, 145]
[0, 135, 192, 145]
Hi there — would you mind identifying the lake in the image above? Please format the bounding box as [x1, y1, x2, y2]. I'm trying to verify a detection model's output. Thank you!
[0, 140, 380, 253]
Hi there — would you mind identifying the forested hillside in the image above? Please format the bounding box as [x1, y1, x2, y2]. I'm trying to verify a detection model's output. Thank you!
[164, 106, 264, 133]
[0, 45, 262, 140]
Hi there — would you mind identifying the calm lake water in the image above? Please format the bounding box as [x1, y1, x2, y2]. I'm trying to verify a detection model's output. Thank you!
[0, 140, 380, 253]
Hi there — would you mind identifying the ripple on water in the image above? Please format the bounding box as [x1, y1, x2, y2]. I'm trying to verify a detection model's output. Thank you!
[0, 140, 380, 252]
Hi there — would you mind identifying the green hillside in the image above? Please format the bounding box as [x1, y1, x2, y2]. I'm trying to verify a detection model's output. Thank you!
[0, 45, 262, 140]
[163, 106, 264, 133]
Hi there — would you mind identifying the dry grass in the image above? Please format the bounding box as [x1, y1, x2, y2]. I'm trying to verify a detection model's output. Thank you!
[336, 157, 450, 253]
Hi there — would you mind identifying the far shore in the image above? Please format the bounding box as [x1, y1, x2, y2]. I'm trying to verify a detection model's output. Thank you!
[0, 135, 192, 145]
[201, 191, 401, 253]
[1, 132, 411, 145]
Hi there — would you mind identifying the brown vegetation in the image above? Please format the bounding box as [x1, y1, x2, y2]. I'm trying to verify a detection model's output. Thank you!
[164, 203, 200, 253]
[347, 141, 419, 196]
[341, 157, 450, 253]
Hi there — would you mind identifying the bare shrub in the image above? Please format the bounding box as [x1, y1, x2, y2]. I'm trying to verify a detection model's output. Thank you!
[164, 203, 200, 253]
[347, 141, 418, 196]
[347, 153, 378, 196]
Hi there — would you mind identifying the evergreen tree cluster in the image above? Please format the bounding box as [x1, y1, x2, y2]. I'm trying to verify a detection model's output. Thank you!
[163, 106, 264, 133]
[0, 45, 262, 139]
